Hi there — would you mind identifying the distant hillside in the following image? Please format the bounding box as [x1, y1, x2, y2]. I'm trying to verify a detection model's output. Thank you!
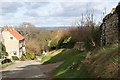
[36, 26, 70, 30]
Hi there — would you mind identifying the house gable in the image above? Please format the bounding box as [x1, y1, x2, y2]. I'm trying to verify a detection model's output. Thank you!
[9, 29, 24, 40]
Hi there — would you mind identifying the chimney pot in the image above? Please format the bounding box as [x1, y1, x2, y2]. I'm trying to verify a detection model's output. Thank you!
[4, 25, 8, 31]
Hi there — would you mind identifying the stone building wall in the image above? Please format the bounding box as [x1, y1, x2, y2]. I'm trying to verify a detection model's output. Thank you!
[101, 2, 120, 46]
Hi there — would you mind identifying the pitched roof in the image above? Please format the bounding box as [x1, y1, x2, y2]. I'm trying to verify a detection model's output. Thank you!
[3, 26, 24, 40]
[8, 30, 24, 40]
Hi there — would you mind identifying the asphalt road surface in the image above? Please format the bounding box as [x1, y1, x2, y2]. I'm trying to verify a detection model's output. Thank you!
[1, 60, 50, 79]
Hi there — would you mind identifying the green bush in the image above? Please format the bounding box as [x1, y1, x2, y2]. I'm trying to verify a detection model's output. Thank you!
[48, 39, 58, 51]
[48, 37, 75, 50]
[30, 53, 35, 60]
[12, 56, 19, 60]
[57, 36, 75, 49]
[26, 52, 35, 60]
[0, 42, 6, 52]
[26, 52, 31, 60]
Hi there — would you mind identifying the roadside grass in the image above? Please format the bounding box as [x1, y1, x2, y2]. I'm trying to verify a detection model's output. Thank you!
[52, 52, 90, 78]
[0, 62, 13, 69]
[90, 44, 119, 67]
[86, 44, 119, 78]
[43, 49, 83, 64]
[53, 44, 119, 78]
[40, 49, 64, 63]
[41, 44, 119, 78]
[41, 55, 51, 64]
[41, 48, 89, 78]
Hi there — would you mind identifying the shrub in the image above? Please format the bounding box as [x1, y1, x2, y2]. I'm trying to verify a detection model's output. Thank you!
[20, 55, 26, 61]
[1, 59, 12, 64]
[26, 52, 35, 60]
[30, 53, 35, 60]
[26, 52, 31, 60]
[48, 39, 58, 51]
[83, 27, 101, 51]
[12, 56, 19, 60]
[0, 42, 6, 52]
[48, 36, 75, 50]
[57, 36, 75, 49]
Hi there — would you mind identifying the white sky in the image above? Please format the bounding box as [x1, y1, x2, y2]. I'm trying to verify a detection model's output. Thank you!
[0, 0, 119, 27]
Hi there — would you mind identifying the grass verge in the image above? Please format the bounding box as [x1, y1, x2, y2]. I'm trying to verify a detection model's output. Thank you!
[0, 62, 13, 69]
[41, 44, 119, 78]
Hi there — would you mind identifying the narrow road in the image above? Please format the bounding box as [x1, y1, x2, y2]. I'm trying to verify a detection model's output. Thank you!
[1, 60, 49, 79]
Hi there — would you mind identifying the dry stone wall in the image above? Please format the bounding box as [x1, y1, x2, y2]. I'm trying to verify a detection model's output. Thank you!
[101, 2, 120, 46]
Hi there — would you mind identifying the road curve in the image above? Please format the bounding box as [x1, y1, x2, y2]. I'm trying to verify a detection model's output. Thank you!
[1, 60, 49, 79]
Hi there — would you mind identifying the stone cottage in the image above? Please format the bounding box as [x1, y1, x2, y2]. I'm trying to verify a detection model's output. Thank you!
[100, 2, 120, 46]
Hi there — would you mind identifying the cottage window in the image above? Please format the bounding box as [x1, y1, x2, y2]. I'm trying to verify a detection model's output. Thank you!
[10, 37, 13, 39]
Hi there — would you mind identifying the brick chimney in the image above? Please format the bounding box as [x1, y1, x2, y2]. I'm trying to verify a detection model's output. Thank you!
[9, 26, 15, 30]
[4, 26, 15, 31]
[4, 25, 9, 31]
[12, 26, 15, 30]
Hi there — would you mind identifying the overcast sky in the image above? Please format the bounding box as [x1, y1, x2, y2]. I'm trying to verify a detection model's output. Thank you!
[0, 0, 119, 27]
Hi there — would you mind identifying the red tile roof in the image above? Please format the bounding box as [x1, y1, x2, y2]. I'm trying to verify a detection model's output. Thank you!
[3, 26, 24, 40]
[8, 29, 24, 40]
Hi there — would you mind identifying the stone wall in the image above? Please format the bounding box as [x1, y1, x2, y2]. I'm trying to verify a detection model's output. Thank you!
[101, 2, 120, 46]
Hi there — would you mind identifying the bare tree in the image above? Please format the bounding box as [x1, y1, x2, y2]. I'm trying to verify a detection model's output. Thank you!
[18, 22, 39, 40]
